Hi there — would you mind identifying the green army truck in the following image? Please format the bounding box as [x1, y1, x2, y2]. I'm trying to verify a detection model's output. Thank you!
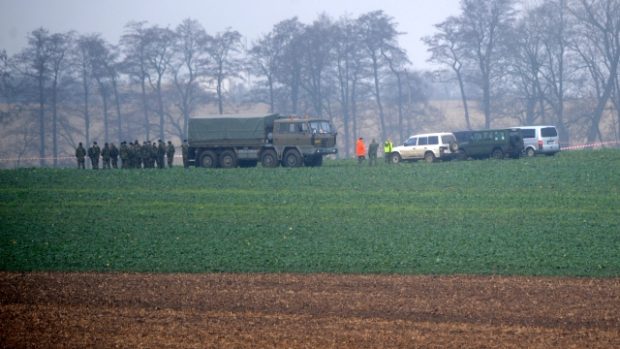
[187, 113, 338, 168]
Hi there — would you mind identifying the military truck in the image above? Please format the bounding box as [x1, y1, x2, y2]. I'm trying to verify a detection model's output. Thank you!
[187, 113, 338, 168]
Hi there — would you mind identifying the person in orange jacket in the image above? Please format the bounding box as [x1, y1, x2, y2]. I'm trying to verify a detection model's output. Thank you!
[356, 137, 366, 165]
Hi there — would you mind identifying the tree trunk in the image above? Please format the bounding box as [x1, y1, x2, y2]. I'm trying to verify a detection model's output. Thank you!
[371, 54, 387, 141]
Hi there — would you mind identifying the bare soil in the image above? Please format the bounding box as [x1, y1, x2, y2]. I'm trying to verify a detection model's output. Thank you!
[1, 272, 619, 348]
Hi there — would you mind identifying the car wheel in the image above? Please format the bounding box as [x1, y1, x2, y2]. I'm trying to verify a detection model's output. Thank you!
[526, 148, 536, 157]
[491, 148, 504, 160]
[424, 152, 435, 163]
[390, 153, 402, 164]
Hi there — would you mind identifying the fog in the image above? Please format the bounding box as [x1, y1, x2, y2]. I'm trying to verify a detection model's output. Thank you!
[0, 0, 460, 69]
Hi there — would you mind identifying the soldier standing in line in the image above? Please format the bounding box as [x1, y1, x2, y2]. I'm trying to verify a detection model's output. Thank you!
[127, 142, 135, 168]
[75, 142, 86, 169]
[368, 138, 379, 166]
[142, 141, 151, 169]
[166, 141, 175, 168]
[134, 140, 142, 168]
[181, 139, 189, 168]
[101, 143, 111, 169]
[88, 141, 101, 170]
[157, 140, 166, 169]
[110, 143, 119, 169]
[151, 142, 158, 168]
[119, 141, 129, 169]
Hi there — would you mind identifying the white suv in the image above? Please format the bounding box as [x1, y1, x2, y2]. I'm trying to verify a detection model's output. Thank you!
[390, 132, 457, 163]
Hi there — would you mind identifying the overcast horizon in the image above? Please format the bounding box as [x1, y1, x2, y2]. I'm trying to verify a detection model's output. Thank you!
[0, 0, 461, 70]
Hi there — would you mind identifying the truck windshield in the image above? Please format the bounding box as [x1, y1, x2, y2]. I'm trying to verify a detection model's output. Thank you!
[309, 121, 332, 134]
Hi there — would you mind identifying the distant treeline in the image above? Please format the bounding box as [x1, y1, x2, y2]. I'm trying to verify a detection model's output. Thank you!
[1, 0, 619, 167]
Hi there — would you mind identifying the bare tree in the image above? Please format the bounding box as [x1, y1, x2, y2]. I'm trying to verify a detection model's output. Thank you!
[47, 32, 72, 166]
[357, 11, 402, 141]
[171, 18, 210, 138]
[14, 28, 53, 166]
[144, 25, 175, 141]
[208, 29, 243, 115]
[569, 0, 620, 144]
[299, 14, 335, 118]
[459, 0, 516, 128]
[121, 21, 152, 140]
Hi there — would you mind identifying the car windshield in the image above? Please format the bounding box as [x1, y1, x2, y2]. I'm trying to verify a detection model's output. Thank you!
[309, 121, 332, 134]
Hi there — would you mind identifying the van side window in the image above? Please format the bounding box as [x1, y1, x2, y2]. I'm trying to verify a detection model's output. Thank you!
[521, 129, 535, 138]
[541, 127, 558, 137]
[428, 136, 439, 145]
[418, 137, 428, 146]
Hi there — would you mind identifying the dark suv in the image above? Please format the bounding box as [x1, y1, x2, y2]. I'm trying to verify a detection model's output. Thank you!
[453, 129, 524, 159]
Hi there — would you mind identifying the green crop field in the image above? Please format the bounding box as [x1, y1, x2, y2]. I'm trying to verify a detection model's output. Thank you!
[1, 150, 619, 277]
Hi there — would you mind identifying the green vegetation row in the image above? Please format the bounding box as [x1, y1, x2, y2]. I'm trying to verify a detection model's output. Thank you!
[1, 150, 619, 277]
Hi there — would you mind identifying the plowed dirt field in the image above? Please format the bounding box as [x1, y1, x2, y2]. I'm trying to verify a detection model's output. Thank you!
[1, 272, 619, 348]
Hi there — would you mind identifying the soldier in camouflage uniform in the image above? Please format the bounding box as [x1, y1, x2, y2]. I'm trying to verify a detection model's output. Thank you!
[181, 139, 189, 168]
[150, 142, 158, 168]
[101, 143, 111, 169]
[134, 140, 142, 168]
[119, 141, 129, 169]
[166, 141, 175, 168]
[157, 140, 166, 169]
[88, 141, 101, 170]
[75, 142, 86, 169]
[110, 143, 119, 169]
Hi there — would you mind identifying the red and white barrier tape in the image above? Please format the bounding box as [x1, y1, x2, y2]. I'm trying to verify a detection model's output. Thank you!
[1, 143, 619, 163]
[561, 141, 620, 151]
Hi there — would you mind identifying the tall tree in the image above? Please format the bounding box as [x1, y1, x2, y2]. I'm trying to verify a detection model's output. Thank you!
[208, 29, 243, 115]
[17, 28, 52, 166]
[171, 18, 210, 138]
[459, 0, 516, 128]
[299, 14, 335, 118]
[47, 32, 72, 166]
[144, 25, 175, 141]
[248, 32, 279, 112]
[121, 21, 152, 141]
[423, 17, 472, 130]
[271, 18, 305, 114]
[357, 10, 402, 141]
[570, 0, 620, 143]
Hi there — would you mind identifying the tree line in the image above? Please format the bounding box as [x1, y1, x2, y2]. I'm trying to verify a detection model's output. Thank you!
[1, 0, 619, 167]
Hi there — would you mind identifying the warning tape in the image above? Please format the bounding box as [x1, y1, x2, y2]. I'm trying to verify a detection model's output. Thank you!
[1, 143, 619, 163]
[561, 141, 620, 151]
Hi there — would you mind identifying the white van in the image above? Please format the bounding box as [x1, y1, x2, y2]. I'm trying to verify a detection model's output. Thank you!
[513, 126, 560, 157]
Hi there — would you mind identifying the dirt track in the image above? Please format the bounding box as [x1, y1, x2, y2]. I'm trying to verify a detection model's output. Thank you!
[1, 272, 619, 348]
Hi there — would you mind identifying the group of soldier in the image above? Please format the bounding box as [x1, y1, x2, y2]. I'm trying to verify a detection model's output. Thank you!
[75, 139, 189, 169]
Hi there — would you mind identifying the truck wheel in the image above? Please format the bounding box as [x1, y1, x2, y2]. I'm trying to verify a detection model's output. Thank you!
[526, 148, 536, 157]
[199, 150, 217, 168]
[260, 149, 278, 168]
[283, 149, 302, 167]
[219, 150, 238, 168]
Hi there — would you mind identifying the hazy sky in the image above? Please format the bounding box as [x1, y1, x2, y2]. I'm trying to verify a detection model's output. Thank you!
[0, 0, 461, 69]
